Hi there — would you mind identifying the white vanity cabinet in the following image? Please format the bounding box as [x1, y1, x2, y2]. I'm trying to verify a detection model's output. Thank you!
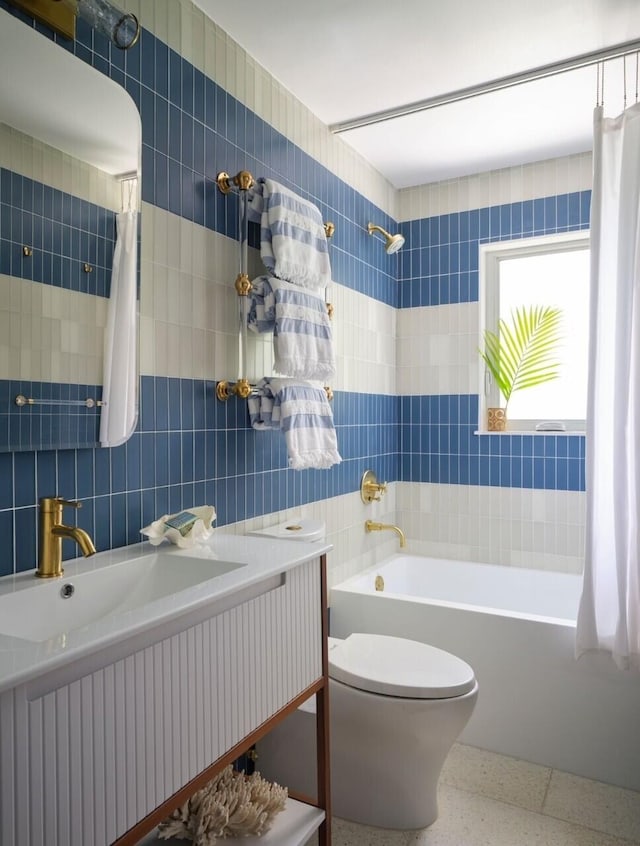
[0, 553, 331, 846]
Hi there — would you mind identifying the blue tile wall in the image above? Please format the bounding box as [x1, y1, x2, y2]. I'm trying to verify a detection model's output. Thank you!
[0, 1, 404, 576]
[0, 380, 398, 575]
[0, 379, 102, 451]
[398, 193, 589, 493]
[399, 394, 585, 492]
[0, 168, 115, 297]
[397, 190, 591, 309]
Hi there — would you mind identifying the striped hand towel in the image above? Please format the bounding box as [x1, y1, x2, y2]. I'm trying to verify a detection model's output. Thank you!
[247, 275, 336, 381]
[247, 378, 341, 470]
[247, 178, 331, 290]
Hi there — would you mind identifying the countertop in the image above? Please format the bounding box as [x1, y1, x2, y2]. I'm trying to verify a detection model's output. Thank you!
[0, 533, 331, 694]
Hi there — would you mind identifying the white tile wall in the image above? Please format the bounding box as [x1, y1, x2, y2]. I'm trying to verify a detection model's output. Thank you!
[397, 302, 478, 395]
[0, 275, 107, 383]
[140, 205, 397, 392]
[396, 482, 586, 573]
[397, 151, 593, 221]
[0, 124, 121, 212]
[222, 482, 404, 590]
[331, 286, 396, 395]
[0, 122, 122, 384]
[140, 204, 237, 379]
[224, 479, 585, 581]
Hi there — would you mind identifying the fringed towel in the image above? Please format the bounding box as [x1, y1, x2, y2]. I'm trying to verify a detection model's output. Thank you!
[248, 377, 342, 470]
[247, 178, 331, 290]
[247, 275, 336, 380]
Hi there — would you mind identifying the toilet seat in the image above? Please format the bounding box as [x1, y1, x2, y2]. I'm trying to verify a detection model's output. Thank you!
[329, 633, 476, 699]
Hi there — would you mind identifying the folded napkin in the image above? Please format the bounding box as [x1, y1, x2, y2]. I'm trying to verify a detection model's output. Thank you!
[247, 178, 331, 290]
[248, 378, 341, 471]
[247, 275, 335, 381]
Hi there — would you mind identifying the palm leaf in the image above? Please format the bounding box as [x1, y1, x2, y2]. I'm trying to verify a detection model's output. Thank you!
[480, 305, 563, 410]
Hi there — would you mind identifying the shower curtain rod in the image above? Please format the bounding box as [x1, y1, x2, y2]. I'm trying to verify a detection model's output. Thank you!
[329, 37, 640, 134]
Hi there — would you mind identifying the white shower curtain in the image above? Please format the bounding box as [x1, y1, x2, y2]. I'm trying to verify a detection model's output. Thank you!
[99, 209, 138, 447]
[576, 103, 640, 670]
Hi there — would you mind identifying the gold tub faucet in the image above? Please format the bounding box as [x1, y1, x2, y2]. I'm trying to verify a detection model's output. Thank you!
[37, 497, 97, 578]
[364, 520, 406, 549]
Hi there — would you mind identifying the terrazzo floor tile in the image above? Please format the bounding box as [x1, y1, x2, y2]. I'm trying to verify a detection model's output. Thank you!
[405, 785, 639, 846]
[440, 742, 552, 812]
[329, 817, 412, 845]
[543, 770, 640, 842]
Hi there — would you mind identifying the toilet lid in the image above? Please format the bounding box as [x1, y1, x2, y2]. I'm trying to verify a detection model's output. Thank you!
[329, 633, 476, 699]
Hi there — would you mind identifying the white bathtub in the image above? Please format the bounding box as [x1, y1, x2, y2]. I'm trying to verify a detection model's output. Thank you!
[330, 555, 640, 792]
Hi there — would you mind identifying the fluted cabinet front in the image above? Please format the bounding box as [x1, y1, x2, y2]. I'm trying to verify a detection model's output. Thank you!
[0, 558, 322, 846]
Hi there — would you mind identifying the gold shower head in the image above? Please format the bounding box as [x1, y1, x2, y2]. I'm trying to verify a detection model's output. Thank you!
[367, 222, 405, 255]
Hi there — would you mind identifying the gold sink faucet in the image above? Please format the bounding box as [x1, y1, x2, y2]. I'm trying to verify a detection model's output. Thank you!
[365, 520, 406, 548]
[37, 497, 97, 578]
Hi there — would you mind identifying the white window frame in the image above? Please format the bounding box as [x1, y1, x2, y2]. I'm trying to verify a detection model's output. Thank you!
[479, 231, 590, 433]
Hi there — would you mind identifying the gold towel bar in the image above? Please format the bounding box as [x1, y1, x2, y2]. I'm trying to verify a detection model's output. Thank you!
[216, 381, 333, 403]
[215, 170, 335, 238]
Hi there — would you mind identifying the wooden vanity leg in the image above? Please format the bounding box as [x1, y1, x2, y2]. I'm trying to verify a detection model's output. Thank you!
[316, 554, 331, 845]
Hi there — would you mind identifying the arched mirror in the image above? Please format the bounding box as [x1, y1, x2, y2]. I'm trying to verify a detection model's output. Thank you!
[0, 9, 141, 451]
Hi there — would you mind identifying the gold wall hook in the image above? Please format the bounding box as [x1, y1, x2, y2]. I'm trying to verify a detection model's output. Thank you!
[216, 379, 253, 401]
[324, 221, 335, 239]
[216, 170, 255, 194]
[216, 381, 231, 401]
[216, 171, 233, 194]
[83, 263, 93, 273]
[235, 170, 255, 191]
[22, 246, 33, 257]
[234, 273, 252, 296]
[234, 378, 252, 398]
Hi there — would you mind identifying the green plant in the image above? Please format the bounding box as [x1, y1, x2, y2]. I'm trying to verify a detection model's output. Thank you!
[480, 305, 563, 413]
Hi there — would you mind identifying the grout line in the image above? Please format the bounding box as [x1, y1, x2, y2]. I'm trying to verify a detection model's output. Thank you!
[540, 766, 554, 813]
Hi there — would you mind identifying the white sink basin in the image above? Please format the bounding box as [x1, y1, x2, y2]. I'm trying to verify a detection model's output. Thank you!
[0, 553, 246, 643]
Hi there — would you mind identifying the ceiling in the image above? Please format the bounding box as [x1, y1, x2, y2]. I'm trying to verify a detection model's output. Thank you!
[193, 0, 640, 188]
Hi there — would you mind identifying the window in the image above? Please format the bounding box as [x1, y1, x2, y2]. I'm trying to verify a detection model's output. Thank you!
[479, 232, 590, 432]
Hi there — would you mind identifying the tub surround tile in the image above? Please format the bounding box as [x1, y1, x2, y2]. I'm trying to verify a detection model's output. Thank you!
[543, 771, 640, 843]
[397, 482, 586, 575]
[329, 818, 413, 846]
[440, 743, 551, 813]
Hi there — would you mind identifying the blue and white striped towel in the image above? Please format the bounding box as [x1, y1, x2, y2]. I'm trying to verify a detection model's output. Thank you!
[247, 378, 341, 470]
[247, 178, 331, 290]
[247, 275, 336, 381]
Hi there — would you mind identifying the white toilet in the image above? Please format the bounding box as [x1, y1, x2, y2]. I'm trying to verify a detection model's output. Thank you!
[257, 632, 478, 830]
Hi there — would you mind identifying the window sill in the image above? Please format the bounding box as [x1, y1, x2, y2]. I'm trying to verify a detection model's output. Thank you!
[474, 430, 585, 436]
